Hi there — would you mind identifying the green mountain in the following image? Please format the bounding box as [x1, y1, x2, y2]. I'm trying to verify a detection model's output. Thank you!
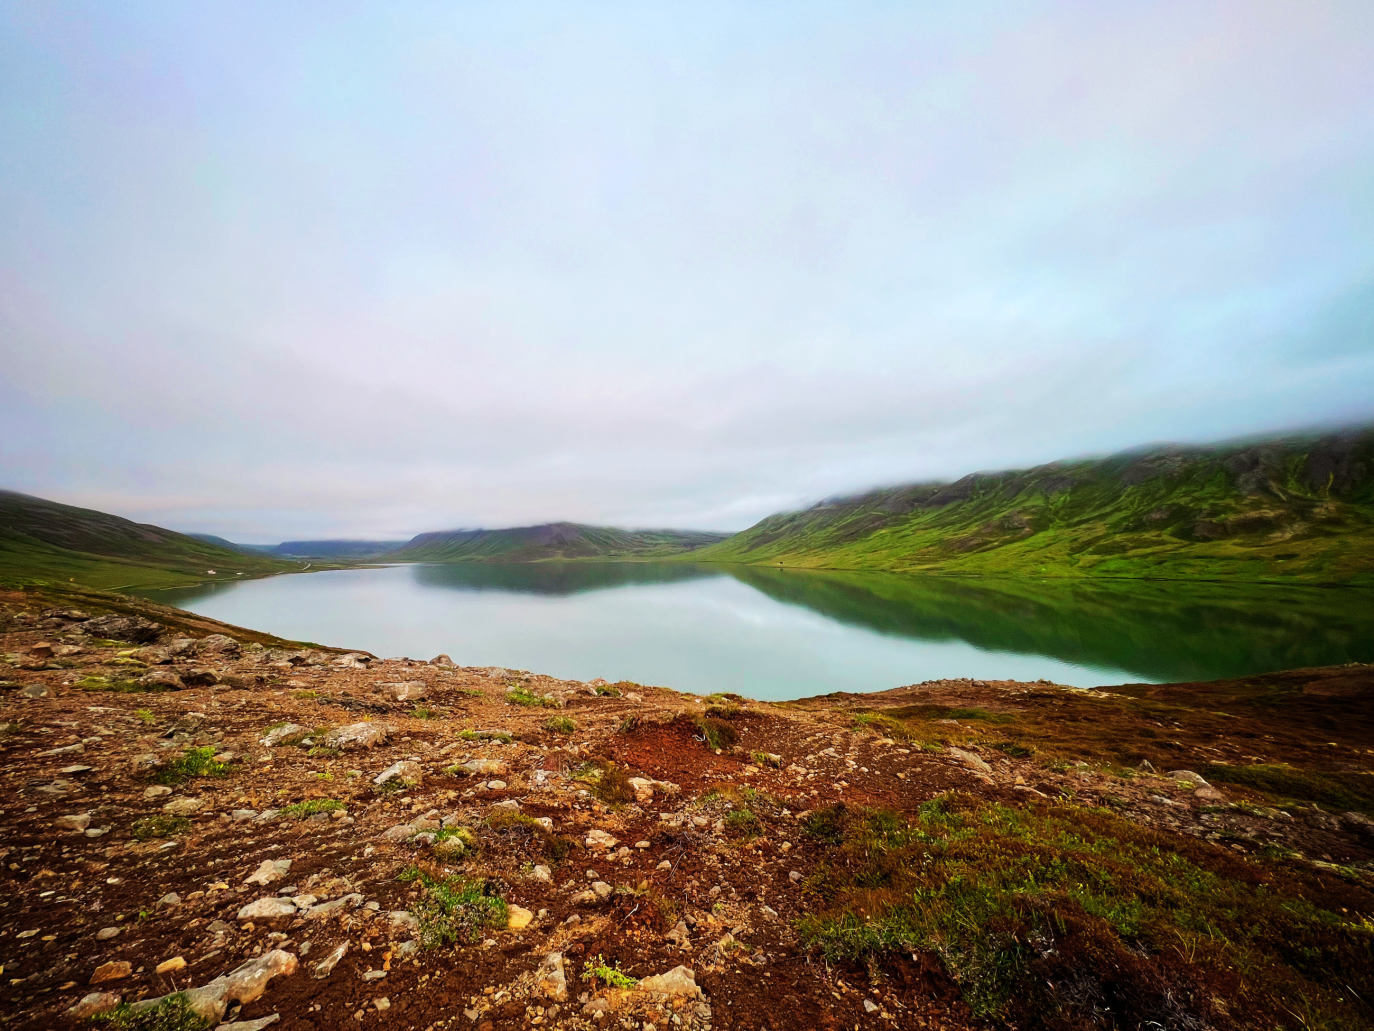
[390, 521, 732, 562]
[695, 427, 1374, 584]
[188, 533, 276, 555]
[0, 490, 298, 590]
[271, 539, 408, 559]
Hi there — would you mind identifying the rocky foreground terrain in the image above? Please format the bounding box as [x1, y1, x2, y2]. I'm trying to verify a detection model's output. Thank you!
[1, 585, 1372, 1031]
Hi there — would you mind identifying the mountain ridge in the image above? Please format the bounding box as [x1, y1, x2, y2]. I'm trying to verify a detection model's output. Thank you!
[390, 521, 731, 562]
[692, 426, 1374, 583]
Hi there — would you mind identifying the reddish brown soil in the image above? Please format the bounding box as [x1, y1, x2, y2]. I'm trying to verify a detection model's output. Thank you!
[0, 584, 1370, 1031]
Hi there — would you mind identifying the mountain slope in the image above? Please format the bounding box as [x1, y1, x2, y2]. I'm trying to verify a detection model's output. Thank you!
[390, 522, 731, 562]
[695, 427, 1374, 583]
[0, 490, 298, 590]
[271, 540, 409, 559]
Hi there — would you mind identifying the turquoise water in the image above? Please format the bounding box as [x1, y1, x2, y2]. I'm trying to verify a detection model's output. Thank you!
[133, 562, 1374, 700]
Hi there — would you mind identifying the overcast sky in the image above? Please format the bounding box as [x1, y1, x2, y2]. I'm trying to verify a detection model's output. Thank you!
[2, 2, 1372, 542]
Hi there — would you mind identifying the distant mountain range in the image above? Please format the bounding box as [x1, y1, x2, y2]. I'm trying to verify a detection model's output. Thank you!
[188, 537, 410, 560]
[4, 425, 1372, 590]
[391, 522, 730, 562]
[694, 426, 1374, 584]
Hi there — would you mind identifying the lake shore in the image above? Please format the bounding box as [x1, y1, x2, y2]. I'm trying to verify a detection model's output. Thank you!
[1, 582, 1372, 1029]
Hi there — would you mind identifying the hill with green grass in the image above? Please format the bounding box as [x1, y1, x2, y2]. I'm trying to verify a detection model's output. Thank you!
[0, 490, 301, 591]
[695, 427, 1374, 583]
[390, 521, 731, 562]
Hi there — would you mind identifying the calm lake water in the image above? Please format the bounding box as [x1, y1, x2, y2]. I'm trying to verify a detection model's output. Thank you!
[134, 563, 1374, 701]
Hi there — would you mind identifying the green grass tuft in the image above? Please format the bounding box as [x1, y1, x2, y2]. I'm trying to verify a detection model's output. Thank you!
[131, 815, 191, 841]
[150, 746, 233, 786]
[398, 866, 507, 947]
[279, 798, 343, 819]
[88, 993, 212, 1030]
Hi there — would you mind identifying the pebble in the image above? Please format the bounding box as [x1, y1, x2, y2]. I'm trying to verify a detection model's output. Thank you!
[155, 956, 186, 974]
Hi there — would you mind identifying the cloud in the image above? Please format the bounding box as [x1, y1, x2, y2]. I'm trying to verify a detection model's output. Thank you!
[2, 1, 1372, 541]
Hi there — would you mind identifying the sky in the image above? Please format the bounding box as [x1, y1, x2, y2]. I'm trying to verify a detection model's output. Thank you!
[2, 1, 1372, 543]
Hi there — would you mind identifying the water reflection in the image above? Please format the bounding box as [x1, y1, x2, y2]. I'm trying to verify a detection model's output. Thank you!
[138, 562, 1374, 692]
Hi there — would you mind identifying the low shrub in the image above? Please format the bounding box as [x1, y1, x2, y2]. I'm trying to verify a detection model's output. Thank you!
[1202, 762, 1374, 816]
[279, 798, 343, 819]
[506, 686, 558, 708]
[794, 796, 1374, 1028]
[692, 716, 737, 751]
[398, 866, 507, 948]
[89, 992, 212, 1030]
[432, 825, 478, 860]
[545, 715, 577, 735]
[150, 746, 233, 787]
[581, 954, 637, 990]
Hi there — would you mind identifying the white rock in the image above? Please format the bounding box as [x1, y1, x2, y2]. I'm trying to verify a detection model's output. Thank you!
[323, 722, 393, 750]
[537, 952, 568, 1001]
[259, 724, 308, 747]
[374, 760, 423, 788]
[235, 897, 298, 924]
[312, 942, 348, 978]
[638, 965, 701, 998]
[244, 859, 292, 886]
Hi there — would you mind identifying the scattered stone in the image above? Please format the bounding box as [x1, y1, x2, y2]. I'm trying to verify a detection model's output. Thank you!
[507, 905, 534, 930]
[430, 654, 456, 668]
[789, 870, 803, 883]
[236, 897, 298, 926]
[97, 927, 123, 941]
[947, 746, 993, 777]
[374, 760, 423, 788]
[378, 680, 427, 701]
[140, 669, 185, 690]
[199, 634, 241, 656]
[459, 758, 507, 776]
[20, 683, 50, 699]
[163, 797, 204, 816]
[260, 724, 308, 747]
[91, 961, 132, 984]
[156, 956, 187, 974]
[245, 858, 293, 886]
[216, 1015, 280, 1031]
[585, 829, 618, 850]
[157, 892, 182, 908]
[83, 614, 162, 642]
[864, 999, 879, 1014]
[638, 965, 702, 998]
[591, 881, 613, 899]
[532, 865, 552, 882]
[144, 785, 173, 799]
[313, 943, 349, 978]
[324, 722, 393, 750]
[1195, 785, 1228, 803]
[55, 813, 91, 832]
[67, 992, 122, 1019]
[135, 949, 297, 1022]
[1168, 770, 1208, 785]
[537, 952, 568, 1001]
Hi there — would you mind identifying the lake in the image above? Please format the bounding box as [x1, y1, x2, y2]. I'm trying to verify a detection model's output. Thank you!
[133, 563, 1374, 701]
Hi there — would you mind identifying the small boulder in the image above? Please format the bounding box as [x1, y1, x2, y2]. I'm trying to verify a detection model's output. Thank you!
[585, 829, 618, 850]
[323, 722, 392, 750]
[260, 723, 308, 747]
[459, 758, 507, 777]
[90, 961, 131, 984]
[143, 785, 172, 799]
[236, 897, 298, 926]
[313, 942, 349, 978]
[67, 992, 121, 1019]
[638, 965, 702, 998]
[55, 813, 91, 832]
[537, 952, 567, 1001]
[163, 797, 204, 816]
[374, 761, 423, 788]
[182, 668, 222, 687]
[199, 634, 241, 656]
[139, 669, 185, 690]
[156, 956, 187, 974]
[244, 858, 292, 886]
[430, 654, 457, 669]
[377, 680, 427, 701]
[507, 905, 534, 931]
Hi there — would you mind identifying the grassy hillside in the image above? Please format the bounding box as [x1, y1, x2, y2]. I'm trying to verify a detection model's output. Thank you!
[696, 427, 1374, 584]
[271, 539, 408, 559]
[391, 521, 731, 562]
[0, 490, 301, 591]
